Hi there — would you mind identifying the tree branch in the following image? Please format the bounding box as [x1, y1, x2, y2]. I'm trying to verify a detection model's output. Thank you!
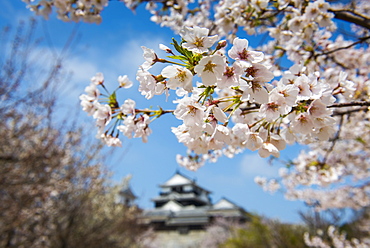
[330, 8, 370, 30]
[328, 101, 370, 108]
[323, 115, 343, 164]
[333, 107, 368, 116]
[315, 35, 370, 58]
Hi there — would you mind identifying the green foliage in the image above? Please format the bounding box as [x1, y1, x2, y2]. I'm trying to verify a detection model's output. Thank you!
[170, 38, 201, 68]
[338, 207, 370, 241]
[221, 214, 308, 248]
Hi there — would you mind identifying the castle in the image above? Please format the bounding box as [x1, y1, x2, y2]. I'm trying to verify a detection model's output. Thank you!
[136, 172, 248, 247]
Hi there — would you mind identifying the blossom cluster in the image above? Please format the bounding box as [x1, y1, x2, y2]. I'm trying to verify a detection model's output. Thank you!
[59, 1, 370, 222]
[257, 109, 370, 211]
[80, 26, 349, 172]
[22, 0, 108, 23]
[79, 71, 157, 147]
[128, 0, 370, 216]
[304, 226, 370, 248]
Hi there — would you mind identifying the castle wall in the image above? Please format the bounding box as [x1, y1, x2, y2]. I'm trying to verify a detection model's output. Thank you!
[151, 230, 206, 248]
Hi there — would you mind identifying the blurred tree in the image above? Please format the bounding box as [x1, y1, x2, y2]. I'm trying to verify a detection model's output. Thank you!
[201, 214, 308, 248]
[300, 208, 370, 246]
[222, 214, 308, 248]
[0, 20, 153, 248]
[341, 207, 370, 242]
[200, 217, 245, 247]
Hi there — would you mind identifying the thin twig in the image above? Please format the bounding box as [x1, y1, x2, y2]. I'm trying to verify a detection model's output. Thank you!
[315, 36, 370, 58]
[333, 106, 369, 116]
[322, 115, 344, 165]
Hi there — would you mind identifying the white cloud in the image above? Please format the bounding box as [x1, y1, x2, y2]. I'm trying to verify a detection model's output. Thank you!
[65, 56, 99, 85]
[57, 55, 101, 105]
[57, 35, 168, 102]
[106, 36, 169, 79]
[240, 153, 279, 178]
[62, 34, 169, 93]
[1, 2, 30, 23]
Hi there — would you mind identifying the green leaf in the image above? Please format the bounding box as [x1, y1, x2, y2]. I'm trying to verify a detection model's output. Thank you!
[171, 38, 194, 60]
[355, 137, 366, 144]
[171, 38, 184, 55]
[183, 48, 193, 58]
[167, 55, 187, 60]
[109, 91, 118, 108]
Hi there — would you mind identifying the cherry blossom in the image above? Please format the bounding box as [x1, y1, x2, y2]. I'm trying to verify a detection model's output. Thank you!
[180, 26, 218, 54]
[161, 65, 193, 92]
[173, 96, 207, 128]
[259, 91, 290, 122]
[217, 63, 243, 89]
[118, 75, 133, 88]
[140, 46, 158, 70]
[74, 21, 370, 232]
[258, 142, 280, 158]
[136, 67, 158, 99]
[120, 99, 136, 115]
[91, 72, 104, 85]
[304, 225, 370, 248]
[228, 38, 264, 67]
[26, 1, 370, 245]
[194, 54, 226, 86]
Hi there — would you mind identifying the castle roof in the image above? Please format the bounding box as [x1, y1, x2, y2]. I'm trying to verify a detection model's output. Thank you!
[213, 198, 240, 210]
[119, 186, 136, 200]
[159, 172, 211, 193]
[160, 172, 194, 187]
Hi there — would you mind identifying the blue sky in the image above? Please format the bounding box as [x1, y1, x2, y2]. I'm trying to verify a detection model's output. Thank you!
[2, 1, 309, 223]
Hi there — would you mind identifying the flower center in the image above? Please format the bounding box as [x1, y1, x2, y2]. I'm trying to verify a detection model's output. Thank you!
[238, 48, 249, 60]
[187, 105, 197, 116]
[194, 37, 204, 48]
[267, 102, 279, 111]
[175, 69, 187, 82]
[223, 66, 235, 78]
[204, 60, 217, 73]
[251, 82, 262, 93]
[245, 66, 258, 77]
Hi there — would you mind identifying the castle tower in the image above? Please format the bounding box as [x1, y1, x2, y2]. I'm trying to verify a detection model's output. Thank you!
[141, 172, 247, 233]
[152, 172, 212, 209]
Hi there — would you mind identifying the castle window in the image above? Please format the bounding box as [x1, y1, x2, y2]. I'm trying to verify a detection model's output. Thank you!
[172, 186, 183, 193]
[178, 227, 189, 235]
[184, 185, 193, 192]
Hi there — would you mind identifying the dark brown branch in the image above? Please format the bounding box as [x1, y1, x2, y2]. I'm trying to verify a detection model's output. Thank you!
[323, 114, 344, 164]
[135, 109, 174, 114]
[240, 105, 261, 112]
[0, 156, 18, 162]
[330, 8, 370, 30]
[235, 102, 370, 116]
[328, 101, 370, 108]
[333, 106, 369, 116]
[315, 36, 370, 58]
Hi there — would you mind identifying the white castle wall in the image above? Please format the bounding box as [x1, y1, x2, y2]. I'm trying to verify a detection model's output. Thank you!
[151, 230, 206, 248]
